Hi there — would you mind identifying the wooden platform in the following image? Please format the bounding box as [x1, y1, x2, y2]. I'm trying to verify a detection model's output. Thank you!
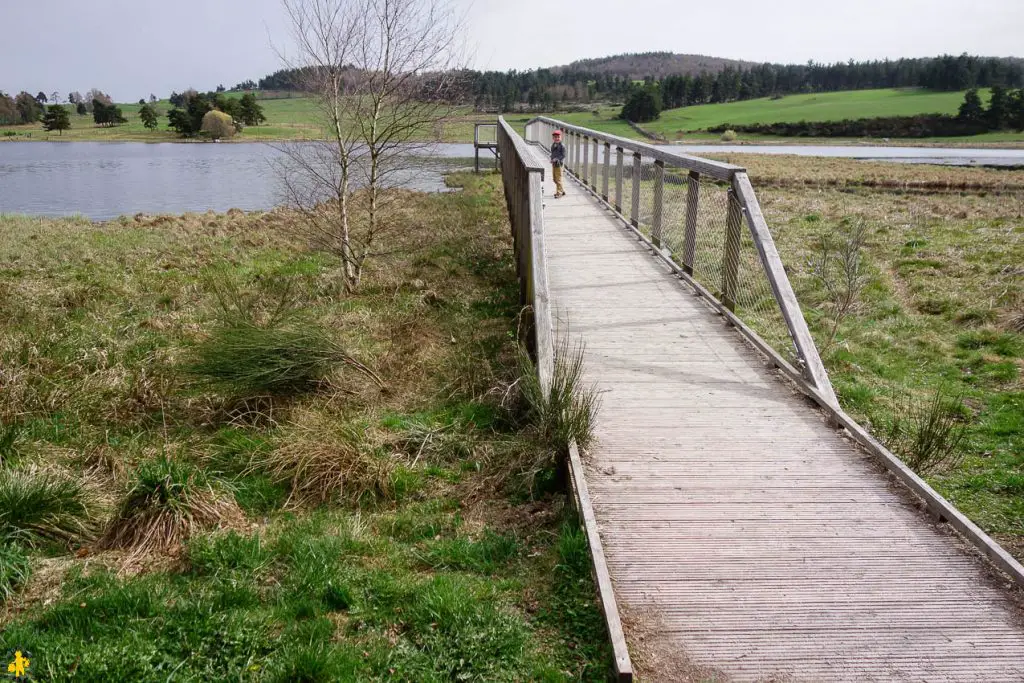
[523, 145, 1024, 681]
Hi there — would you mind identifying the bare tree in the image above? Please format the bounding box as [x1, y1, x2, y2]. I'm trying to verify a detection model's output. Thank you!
[808, 217, 870, 348]
[275, 0, 465, 292]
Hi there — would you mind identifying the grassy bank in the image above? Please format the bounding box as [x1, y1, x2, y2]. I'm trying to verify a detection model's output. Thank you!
[735, 157, 1023, 557]
[0, 175, 611, 680]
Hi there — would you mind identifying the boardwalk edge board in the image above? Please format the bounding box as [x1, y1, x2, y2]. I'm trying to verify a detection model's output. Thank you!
[497, 117, 635, 682]
[523, 117, 1024, 590]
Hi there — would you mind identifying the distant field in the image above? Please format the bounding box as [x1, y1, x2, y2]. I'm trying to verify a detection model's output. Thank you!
[0, 94, 495, 144]
[553, 88, 1024, 144]
[4, 88, 1024, 145]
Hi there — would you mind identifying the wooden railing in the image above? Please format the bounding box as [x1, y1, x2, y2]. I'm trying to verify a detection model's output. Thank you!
[497, 117, 634, 682]
[525, 116, 839, 409]
[518, 115, 1024, 590]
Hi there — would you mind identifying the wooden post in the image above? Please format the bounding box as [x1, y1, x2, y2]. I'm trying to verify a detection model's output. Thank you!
[602, 142, 611, 201]
[585, 136, 593, 187]
[591, 137, 600, 191]
[651, 160, 665, 248]
[723, 187, 742, 312]
[574, 132, 581, 176]
[683, 171, 700, 275]
[630, 153, 642, 228]
[615, 147, 624, 213]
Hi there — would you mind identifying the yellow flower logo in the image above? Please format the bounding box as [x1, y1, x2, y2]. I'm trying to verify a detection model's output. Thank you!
[6, 651, 30, 678]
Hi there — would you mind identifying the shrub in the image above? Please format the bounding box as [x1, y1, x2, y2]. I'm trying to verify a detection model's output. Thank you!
[201, 110, 237, 139]
[0, 469, 96, 546]
[517, 338, 599, 453]
[99, 457, 242, 558]
[0, 542, 32, 601]
[884, 387, 968, 473]
[620, 87, 662, 123]
[506, 338, 600, 492]
[187, 319, 380, 398]
[720, 129, 737, 142]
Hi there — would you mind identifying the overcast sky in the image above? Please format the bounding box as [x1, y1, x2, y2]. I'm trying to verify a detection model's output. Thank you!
[2, 0, 1022, 102]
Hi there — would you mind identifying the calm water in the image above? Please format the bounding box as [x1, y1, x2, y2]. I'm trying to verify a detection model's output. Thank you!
[3, 140, 1021, 220]
[0, 142, 481, 220]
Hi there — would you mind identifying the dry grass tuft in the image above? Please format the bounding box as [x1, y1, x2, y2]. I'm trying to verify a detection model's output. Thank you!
[99, 457, 243, 561]
[248, 409, 399, 507]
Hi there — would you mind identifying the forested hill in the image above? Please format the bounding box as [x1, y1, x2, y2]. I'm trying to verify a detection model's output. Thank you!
[552, 52, 755, 79]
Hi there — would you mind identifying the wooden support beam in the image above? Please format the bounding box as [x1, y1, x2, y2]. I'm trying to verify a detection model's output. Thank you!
[602, 141, 611, 201]
[652, 160, 665, 249]
[615, 147, 624, 213]
[630, 152, 641, 228]
[723, 187, 742, 312]
[582, 135, 590, 185]
[683, 171, 699, 275]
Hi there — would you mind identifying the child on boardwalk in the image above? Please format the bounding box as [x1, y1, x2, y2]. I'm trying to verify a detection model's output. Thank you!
[551, 130, 566, 198]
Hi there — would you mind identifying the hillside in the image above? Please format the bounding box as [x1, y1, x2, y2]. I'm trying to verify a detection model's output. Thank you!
[553, 88, 1024, 143]
[552, 51, 754, 79]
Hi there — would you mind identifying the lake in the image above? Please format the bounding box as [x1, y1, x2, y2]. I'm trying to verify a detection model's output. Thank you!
[2, 141, 1021, 220]
[0, 142, 484, 220]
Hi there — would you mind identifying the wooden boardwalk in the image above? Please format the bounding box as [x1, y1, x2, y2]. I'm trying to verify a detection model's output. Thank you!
[523, 145, 1024, 681]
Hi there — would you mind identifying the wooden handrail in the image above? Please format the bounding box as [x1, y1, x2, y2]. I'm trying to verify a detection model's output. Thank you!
[525, 115, 744, 181]
[497, 116, 634, 682]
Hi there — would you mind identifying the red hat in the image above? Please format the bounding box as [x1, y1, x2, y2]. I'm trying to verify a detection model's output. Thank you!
[552, 130, 562, 137]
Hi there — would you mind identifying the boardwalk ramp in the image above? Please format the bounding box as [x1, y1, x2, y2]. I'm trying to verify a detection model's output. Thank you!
[498, 117, 1024, 682]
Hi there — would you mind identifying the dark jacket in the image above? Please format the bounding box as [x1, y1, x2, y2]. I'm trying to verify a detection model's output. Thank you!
[550, 142, 566, 167]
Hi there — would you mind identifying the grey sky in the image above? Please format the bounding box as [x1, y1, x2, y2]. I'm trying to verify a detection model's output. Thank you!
[2, 0, 1022, 102]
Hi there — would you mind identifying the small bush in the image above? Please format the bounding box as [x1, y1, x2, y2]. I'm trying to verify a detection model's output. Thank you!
[720, 129, 738, 142]
[100, 457, 242, 558]
[0, 469, 95, 546]
[506, 338, 599, 492]
[201, 110, 237, 139]
[517, 338, 599, 453]
[0, 542, 32, 601]
[187, 320, 379, 398]
[884, 387, 969, 473]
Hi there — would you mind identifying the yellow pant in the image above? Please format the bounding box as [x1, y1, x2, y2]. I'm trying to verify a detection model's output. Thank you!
[552, 164, 564, 196]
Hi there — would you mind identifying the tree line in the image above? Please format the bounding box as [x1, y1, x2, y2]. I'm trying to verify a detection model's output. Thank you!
[2, 86, 265, 139]
[245, 53, 1024, 114]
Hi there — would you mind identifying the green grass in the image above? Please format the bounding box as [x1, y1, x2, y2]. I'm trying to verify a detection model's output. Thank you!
[0, 174, 612, 679]
[750, 170, 1024, 555]
[554, 88, 1024, 144]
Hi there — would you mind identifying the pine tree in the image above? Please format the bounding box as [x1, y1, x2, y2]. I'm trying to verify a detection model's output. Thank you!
[958, 89, 985, 123]
[986, 86, 1010, 129]
[42, 104, 71, 135]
